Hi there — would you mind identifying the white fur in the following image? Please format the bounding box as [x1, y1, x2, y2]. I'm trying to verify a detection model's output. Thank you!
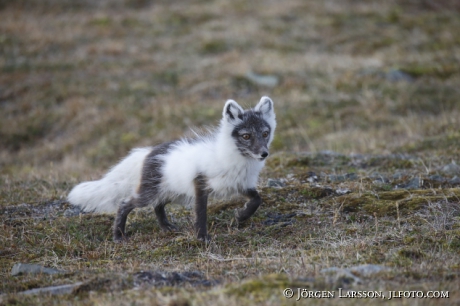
[67, 147, 152, 213]
[159, 124, 265, 201]
[68, 98, 276, 213]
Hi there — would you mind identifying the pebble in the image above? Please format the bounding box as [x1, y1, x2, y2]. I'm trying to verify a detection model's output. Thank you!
[369, 172, 389, 183]
[11, 263, 64, 276]
[441, 162, 460, 176]
[133, 270, 215, 287]
[328, 173, 358, 182]
[245, 71, 279, 88]
[14, 282, 83, 296]
[385, 69, 414, 82]
[320, 264, 390, 288]
[267, 178, 286, 187]
[449, 176, 460, 185]
[336, 188, 351, 195]
[348, 264, 391, 277]
[320, 267, 362, 287]
[64, 207, 82, 217]
[395, 177, 420, 190]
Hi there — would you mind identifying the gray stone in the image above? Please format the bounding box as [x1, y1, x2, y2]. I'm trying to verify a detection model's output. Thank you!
[428, 175, 445, 182]
[306, 171, 318, 183]
[328, 175, 344, 182]
[441, 162, 460, 176]
[345, 173, 358, 181]
[17, 282, 83, 296]
[11, 263, 64, 276]
[392, 171, 407, 180]
[449, 176, 460, 185]
[133, 271, 215, 288]
[348, 264, 390, 277]
[267, 179, 285, 188]
[320, 264, 390, 288]
[329, 173, 358, 182]
[319, 150, 341, 156]
[386, 69, 414, 82]
[320, 267, 362, 287]
[245, 71, 279, 88]
[395, 177, 420, 190]
[336, 188, 351, 195]
[64, 207, 82, 217]
[369, 172, 389, 183]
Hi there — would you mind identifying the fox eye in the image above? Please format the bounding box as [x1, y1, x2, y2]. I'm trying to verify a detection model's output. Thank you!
[262, 131, 269, 138]
[241, 134, 251, 140]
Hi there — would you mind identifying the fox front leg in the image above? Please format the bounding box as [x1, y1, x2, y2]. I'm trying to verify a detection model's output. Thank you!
[194, 175, 210, 241]
[235, 188, 262, 223]
[154, 201, 178, 232]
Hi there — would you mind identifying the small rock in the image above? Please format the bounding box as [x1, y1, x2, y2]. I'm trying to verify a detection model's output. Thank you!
[449, 176, 460, 185]
[320, 267, 362, 287]
[395, 177, 420, 190]
[11, 263, 64, 276]
[245, 71, 279, 87]
[64, 207, 82, 217]
[386, 69, 414, 82]
[267, 179, 285, 188]
[369, 172, 389, 183]
[392, 171, 407, 180]
[17, 282, 83, 296]
[320, 264, 390, 288]
[345, 173, 359, 181]
[336, 188, 351, 195]
[133, 271, 214, 287]
[328, 175, 345, 182]
[428, 175, 445, 182]
[328, 173, 358, 182]
[441, 162, 460, 176]
[263, 212, 296, 226]
[306, 171, 318, 183]
[348, 264, 390, 277]
[319, 150, 341, 156]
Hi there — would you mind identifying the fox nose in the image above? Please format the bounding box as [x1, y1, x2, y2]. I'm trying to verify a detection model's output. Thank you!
[261, 152, 269, 158]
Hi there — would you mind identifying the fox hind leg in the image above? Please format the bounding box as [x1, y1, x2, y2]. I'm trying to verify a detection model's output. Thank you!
[113, 198, 137, 242]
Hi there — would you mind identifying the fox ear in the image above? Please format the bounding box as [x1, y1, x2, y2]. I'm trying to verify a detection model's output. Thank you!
[223, 99, 244, 122]
[255, 96, 274, 118]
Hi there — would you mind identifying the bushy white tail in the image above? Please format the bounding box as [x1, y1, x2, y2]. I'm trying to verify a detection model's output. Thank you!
[67, 147, 152, 213]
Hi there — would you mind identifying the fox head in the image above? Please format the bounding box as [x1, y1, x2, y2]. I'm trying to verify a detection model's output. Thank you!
[222, 96, 276, 161]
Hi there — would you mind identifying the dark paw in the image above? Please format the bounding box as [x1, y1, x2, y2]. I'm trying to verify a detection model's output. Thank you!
[113, 234, 129, 243]
[197, 233, 211, 243]
[160, 222, 178, 232]
[234, 208, 251, 223]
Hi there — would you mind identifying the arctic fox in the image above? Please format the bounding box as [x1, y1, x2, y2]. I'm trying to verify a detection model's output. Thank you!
[68, 96, 276, 241]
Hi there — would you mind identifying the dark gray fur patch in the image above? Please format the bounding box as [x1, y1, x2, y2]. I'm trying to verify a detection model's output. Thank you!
[231, 111, 271, 158]
[113, 141, 178, 241]
[136, 141, 177, 208]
